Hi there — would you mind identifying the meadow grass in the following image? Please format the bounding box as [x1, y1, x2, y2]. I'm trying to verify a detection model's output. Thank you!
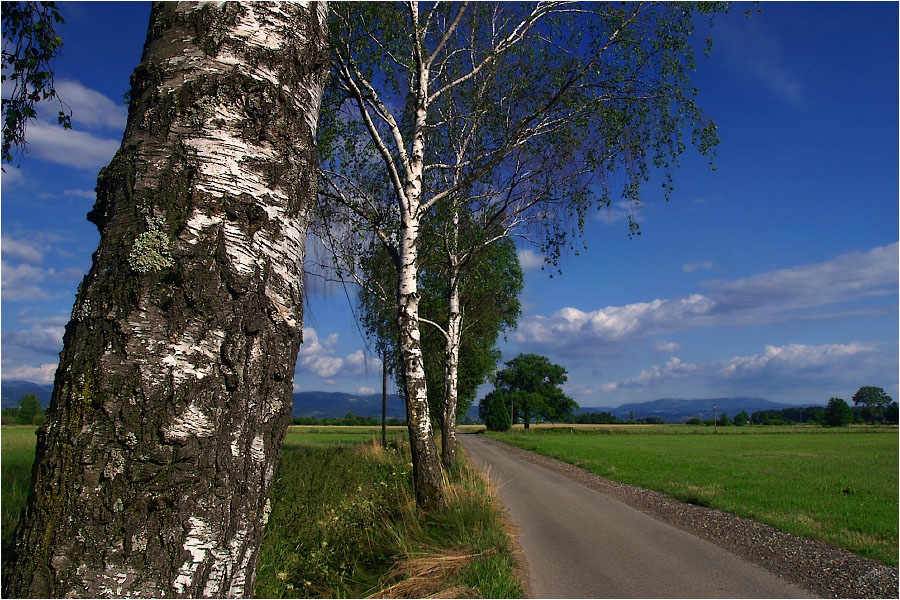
[255, 432, 522, 598]
[1, 427, 37, 569]
[0, 425, 522, 598]
[485, 426, 899, 566]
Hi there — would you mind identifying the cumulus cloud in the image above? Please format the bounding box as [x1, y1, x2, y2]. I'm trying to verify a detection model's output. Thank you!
[1, 260, 83, 301]
[2, 236, 44, 264]
[295, 328, 380, 380]
[613, 343, 878, 391]
[700, 244, 898, 323]
[514, 244, 898, 356]
[26, 120, 120, 170]
[2, 324, 65, 355]
[595, 200, 642, 225]
[1, 166, 23, 187]
[682, 260, 717, 273]
[1, 363, 58, 384]
[515, 294, 713, 355]
[517, 248, 545, 271]
[358, 386, 375, 394]
[63, 188, 96, 200]
[654, 340, 680, 353]
[53, 80, 128, 131]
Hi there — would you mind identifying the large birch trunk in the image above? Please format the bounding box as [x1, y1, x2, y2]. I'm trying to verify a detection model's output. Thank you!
[4, 2, 328, 597]
[440, 273, 462, 466]
[398, 215, 444, 508]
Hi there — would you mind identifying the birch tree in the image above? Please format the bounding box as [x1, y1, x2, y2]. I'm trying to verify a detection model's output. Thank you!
[352, 222, 523, 465]
[320, 1, 721, 503]
[4, 2, 328, 597]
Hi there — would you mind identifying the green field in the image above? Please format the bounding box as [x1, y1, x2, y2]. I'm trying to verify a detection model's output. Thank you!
[486, 426, 899, 566]
[1, 426, 522, 598]
[1, 427, 36, 568]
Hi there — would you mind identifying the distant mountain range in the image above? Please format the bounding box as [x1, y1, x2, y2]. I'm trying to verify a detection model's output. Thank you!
[576, 397, 802, 423]
[290, 391, 407, 419]
[1, 380, 53, 409]
[0, 382, 410, 419]
[1, 380, 815, 424]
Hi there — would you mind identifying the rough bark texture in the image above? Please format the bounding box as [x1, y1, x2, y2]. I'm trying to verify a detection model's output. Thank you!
[398, 215, 444, 509]
[4, 2, 328, 597]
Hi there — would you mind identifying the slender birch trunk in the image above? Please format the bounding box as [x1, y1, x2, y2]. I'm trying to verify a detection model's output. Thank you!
[398, 212, 443, 508]
[4, 2, 328, 597]
[441, 270, 463, 466]
[395, 3, 444, 507]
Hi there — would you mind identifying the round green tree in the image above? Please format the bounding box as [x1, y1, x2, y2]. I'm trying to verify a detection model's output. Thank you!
[824, 398, 853, 427]
[479, 390, 511, 432]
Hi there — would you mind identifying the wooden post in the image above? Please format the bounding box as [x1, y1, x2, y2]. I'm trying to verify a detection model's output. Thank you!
[382, 351, 387, 447]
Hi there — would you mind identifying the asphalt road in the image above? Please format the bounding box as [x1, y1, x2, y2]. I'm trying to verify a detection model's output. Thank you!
[459, 434, 816, 599]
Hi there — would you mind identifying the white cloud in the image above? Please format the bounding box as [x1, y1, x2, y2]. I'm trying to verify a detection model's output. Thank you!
[514, 244, 898, 356]
[717, 19, 805, 106]
[295, 327, 380, 379]
[613, 343, 878, 391]
[63, 188, 96, 200]
[18, 313, 68, 327]
[53, 80, 127, 131]
[682, 260, 717, 273]
[304, 355, 344, 378]
[1, 363, 58, 384]
[2, 324, 65, 355]
[358, 386, 375, 394]
[517, 248, 544, 271]
[2, 236, 44, 264]
[654, 340, 680, 353]
[515, 294, 712, 354]
[701, 244, 898, 323]
[595, 200, 642, 225]
[26, 120, 119, 170]
[1, 166, 23, 187]
[0, 260, 83, 301]
[344, 349, 369, 370]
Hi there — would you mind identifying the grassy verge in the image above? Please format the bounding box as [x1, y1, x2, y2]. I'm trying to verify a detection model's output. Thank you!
[1, 426, 522, 598]
[485, 426, 898, 566]
[1, 427, 37, 571]
[255, 433, 522, 598]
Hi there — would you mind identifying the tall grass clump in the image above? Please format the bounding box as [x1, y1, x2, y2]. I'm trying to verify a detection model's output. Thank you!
[1, 427, 38, 576]
[254, 435, 522, 598]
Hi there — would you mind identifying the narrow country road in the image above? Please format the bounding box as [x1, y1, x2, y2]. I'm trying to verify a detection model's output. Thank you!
[459, 434, 815, 599]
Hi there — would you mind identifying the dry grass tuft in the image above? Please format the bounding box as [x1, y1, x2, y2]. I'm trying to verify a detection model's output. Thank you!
[367, 549, 492, 598]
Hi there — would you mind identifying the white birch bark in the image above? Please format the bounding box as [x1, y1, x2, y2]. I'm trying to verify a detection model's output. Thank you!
[441, 269, 463, 466]
[5, 3, 329, 597]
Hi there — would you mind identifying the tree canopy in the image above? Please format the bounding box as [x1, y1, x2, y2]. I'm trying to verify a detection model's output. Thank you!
[1, 1, 71, 164]
[824, 398, 853, 427]
[494, 353, 577, 428]
[852, 386, 893, 424]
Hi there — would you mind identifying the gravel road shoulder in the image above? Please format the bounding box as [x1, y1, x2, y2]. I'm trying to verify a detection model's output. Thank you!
[473, 435, 898, 599]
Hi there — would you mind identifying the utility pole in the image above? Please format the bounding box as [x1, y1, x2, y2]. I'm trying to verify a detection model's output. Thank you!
[382, 351, 387, 447]
[714, 404, 718, 433]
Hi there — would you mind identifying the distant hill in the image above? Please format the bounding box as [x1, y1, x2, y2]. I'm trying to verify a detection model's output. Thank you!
[0, 381, 812, 425]
[1, 380, 53, 409]
[291, 391, 407, 419]
[577, 397, 802, 423]
[0, 383, 407, 420]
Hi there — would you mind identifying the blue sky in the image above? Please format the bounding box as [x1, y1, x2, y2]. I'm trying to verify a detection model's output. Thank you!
[1, 2, 897, 409]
